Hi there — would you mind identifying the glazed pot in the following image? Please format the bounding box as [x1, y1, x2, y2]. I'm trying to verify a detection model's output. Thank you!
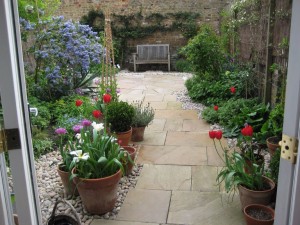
[131, 126, 146, 142]
[73, 169, 121, 214]
[238, 176, 276, 210]
[244, 204, 275, 225]
[57, 164, 78, 197]
[116, 127, 132, 146]
[122, 146, 137, 175]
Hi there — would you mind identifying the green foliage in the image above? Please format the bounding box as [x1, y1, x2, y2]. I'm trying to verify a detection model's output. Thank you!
[81, 10, 200, 65]
[180, 25, 225, 79]
[51, 94, 95, 124]
[268, 148, 281, 183]
[106, 101, 135, 133]
[131, 101, 155, 127]
[31, 127, 54, 158]
[260, 103, 284, 139]
[185, 65, 260, 106]
[18, 0, 61, 22]
[175, 59, 194, 72]
[202, 98, 269, 137]
[28, 96, 51, 129]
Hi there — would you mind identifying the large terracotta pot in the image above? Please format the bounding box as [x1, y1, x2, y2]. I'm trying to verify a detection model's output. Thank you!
[238, 176, 276, 210]
[122, 146, 137, 175]
[131, 126, 146, 142]
[57, 164, 78, 197]
[116, 127, 132, 146]
[73, 170, 121, 214]
[244, 204, 275, 225]
[266, 136, 281, 157]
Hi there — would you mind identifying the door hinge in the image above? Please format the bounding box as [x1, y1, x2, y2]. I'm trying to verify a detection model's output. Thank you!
[280, 134, 298, 164]
[0, 128, 21, 153]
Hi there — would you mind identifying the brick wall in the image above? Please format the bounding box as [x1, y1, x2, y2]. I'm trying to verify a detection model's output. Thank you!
[57, 0, 230, 70]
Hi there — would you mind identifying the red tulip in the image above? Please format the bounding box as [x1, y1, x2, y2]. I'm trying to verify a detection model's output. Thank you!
[215, 130, 223, 140]
[209, 130, 216, 139]
[92, 110, 102, 119]
[75, 99, 83, 107]
[214, 105, 219, 111]
[103, 94, 112, 103]
[241, 125, 253, 136]
[230, 86, 236, 94]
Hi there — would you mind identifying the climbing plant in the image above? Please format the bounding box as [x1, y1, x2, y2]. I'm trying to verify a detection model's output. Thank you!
[80, 10, 200, 65]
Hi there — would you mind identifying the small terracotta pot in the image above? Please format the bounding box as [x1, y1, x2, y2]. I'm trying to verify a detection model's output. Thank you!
[122, 146, 137, 175]
[266, 136, 280, 157]
[57, 164, 78, 197]
[131, 126, 146, 142]
[73, 169, 121, 214]
[244, 204, 275, 225]
[238, 176, 276, 210]
[116, 127, 132, 146]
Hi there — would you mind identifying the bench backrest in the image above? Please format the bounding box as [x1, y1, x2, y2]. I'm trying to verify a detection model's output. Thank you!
[137, 44, 169, 61]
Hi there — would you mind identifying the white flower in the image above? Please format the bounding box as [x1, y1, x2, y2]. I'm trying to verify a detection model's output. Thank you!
[70, 150, 89, 163]
[75, 133, 81, 140]
[92, 122, 104, 131]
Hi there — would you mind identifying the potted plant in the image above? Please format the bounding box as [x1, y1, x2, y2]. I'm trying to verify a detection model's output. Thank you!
[244, 204, 275, 225]
[209, 129, 276, 210]
[69, 121, 130, 214]
[261, 103, 284, 156]
[105, 101, 135, 146]
[131, 101, 155, 141]
[121, 145, 137, 176]
[55, 127, 78, 197]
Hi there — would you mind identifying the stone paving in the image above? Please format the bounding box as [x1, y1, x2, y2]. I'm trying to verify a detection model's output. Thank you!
[91, 71, 245, 225]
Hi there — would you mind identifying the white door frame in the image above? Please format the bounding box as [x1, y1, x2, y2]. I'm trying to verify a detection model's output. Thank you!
[274, 0, 300, 224]
[0, 0, 42, 224]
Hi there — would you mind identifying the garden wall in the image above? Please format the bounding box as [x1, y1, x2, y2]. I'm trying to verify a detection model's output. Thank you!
[56, 0, 230, 70]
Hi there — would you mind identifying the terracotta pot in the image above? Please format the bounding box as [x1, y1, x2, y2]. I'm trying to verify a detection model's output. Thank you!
[131, 126, 146, 142]
[57, 164, 78, 197]
[238, 176, 276, 210]
[73, 169, 121, 214]
[244, 204, 275, 225]
[122, 146, 137, 175]
[266, 136, 281, 157]
[116, 127, 132, 146]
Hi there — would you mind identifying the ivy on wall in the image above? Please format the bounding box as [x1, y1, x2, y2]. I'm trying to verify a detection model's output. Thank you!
[80, 10, 200, 65]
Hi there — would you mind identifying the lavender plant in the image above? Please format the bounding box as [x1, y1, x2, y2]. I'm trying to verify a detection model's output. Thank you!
[21, 16, 103, 101]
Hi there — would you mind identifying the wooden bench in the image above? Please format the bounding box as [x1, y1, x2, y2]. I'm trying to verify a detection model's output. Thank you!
[132, 44, 171, 72]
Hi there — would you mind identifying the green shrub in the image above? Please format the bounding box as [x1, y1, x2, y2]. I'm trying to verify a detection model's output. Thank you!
[131, 101, 155, 127]
[31, 127, 54, 158]
[106, 101, 135, 133]
[180, 25, 225, 79]
[202, 98, 269, 137]
[28, 96, 51, 130]
[175, 59, 194, 72]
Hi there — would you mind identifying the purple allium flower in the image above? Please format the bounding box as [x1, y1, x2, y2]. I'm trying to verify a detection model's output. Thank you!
[116, 88, 121, 93]
[81, 119, 92, 127]
[106, 88, 111, 93]
[55, 128, 67, 135]
[94, 78, 100, 85]
[73, 124, 83, 133]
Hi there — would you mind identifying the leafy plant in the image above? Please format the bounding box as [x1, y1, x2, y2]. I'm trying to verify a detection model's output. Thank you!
[180, 25, 225, 79]
[21, 17, 103, 101]
[268, 148, 281, 183]
[175, 59, 194, 72]
[131, 101, 155, 127]
[106, 101, 135, 133]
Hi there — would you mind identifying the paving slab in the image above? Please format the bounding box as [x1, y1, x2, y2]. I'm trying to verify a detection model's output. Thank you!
[165, 132, 214, 147]
[164, 119, 183, 131]
[117, 189, 171, 224]
[182, 119, 211, 132]
[155, 109, 199, 120]
[139, 131, 167, 145]
[207, 146, 226, 167]
[137, 145, 207, 166]
[144, 94, 165, 102]
[91, 220, 158, 225]
[168, 191, 245, 225]
[136, 164, 191, 190]
[166, 101, 183, 109]
[192, 166, 219, 192]
[146, 119, 166, 132]
[163, 94, 177, 101]
[146, 101, 168, 110]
